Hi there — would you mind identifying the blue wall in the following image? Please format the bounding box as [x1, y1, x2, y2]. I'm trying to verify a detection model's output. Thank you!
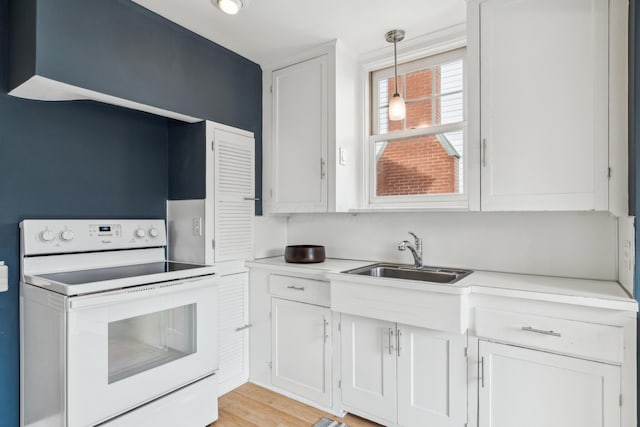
[0, 0, 263, 425]
[0, 6, 170, 424]
[9, 0, 263, 214]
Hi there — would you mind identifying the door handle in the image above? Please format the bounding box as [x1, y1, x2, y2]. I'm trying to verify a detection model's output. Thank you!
[388, 328, 395, 355]
[320, 158, 326, 179]
[235, 323, 253, 332]
[396, 329, 402, 357]
[244, 197, 260, 201]
[323, 317, 329, 343]
[286, 285, 305, 291]
[482, 139, 487, 167]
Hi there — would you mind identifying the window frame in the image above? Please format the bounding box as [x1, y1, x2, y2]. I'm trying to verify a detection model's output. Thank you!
[361, 39, 468, 210]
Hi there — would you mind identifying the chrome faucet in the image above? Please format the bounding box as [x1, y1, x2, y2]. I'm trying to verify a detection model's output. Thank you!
[397, 231, 423, 268]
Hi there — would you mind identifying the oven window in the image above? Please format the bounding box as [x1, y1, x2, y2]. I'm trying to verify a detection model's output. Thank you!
[108, 304, 197, 383]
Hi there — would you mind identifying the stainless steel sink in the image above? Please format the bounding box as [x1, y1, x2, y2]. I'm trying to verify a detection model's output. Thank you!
[342, 263, 473, 284]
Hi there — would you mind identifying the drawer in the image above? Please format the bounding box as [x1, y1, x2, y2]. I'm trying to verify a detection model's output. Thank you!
[331, 279, 466, 334]
[475, 308, 623, 364]
[269, 274, 330, 307]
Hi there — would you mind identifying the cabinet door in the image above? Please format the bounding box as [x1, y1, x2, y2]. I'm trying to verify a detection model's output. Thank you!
[271, 298, 331, 407]
[213, 128, 255, 262]
[217, 272, 249, 395]
[480, 0, 609, 211]
[340, 314, 397, 424]
[397, 325, 467, 427]
[271, 55, 328, 213]
[478, 340, 621, 427]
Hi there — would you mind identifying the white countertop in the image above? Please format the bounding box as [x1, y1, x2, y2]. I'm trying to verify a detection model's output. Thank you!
[247, 256, 638, 312]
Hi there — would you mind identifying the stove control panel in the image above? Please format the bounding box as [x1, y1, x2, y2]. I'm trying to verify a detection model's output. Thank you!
[21, 220, 167, 255]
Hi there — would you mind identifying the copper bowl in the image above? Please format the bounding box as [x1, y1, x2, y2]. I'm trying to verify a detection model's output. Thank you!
[284, 245, 326, 263]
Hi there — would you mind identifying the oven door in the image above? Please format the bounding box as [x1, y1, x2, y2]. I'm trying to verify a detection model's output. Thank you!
[66, 276, 217, 427]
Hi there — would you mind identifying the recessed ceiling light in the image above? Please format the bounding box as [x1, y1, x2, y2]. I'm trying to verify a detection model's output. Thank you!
[214, 0, 243, 15]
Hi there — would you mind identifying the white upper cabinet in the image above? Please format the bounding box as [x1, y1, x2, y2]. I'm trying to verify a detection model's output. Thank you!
[166, 121, 255, 266]
[468, 0, 627, 212]
[271, 55, 328, 212]
[264, 41, 358, 214]
[212, 127, 255, 263]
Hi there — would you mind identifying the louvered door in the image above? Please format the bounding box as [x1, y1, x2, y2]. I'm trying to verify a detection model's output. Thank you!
[217, 272, 250, 395]
[213, 128, 255, 263]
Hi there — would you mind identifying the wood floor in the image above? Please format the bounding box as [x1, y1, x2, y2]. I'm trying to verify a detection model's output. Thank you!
[212, 383, 382, 427]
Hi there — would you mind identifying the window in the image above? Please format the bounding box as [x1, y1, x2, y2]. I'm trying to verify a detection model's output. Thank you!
[369, 48, 465, 206]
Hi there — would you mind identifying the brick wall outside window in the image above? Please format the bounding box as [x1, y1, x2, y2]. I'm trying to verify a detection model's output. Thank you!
[376, 70, 459, 196]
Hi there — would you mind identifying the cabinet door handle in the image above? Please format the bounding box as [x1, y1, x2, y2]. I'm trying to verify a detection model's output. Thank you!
[320, 158, 326, 179]
[323, 317, 329, 343]
[482, 139, 487, 167]
[388, 328, 395, 355]
[286, 285, 305, 291]
[235, 323, 253, 332]
[521, 326, 561, 337]
[244, 197, 260, 201]
[397, 329, 402, 357]
[480, 356, 485, 388]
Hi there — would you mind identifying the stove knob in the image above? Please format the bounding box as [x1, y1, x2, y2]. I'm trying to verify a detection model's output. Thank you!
[135, 228, 146, 238]
[149, 228, 160, 238]
[39, 230, 55, 242]
[60, 230, 75, 241]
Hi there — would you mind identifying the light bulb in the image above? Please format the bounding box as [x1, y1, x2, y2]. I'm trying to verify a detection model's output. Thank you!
[389, 93, 406, 121]
[217, 0, 241, 15]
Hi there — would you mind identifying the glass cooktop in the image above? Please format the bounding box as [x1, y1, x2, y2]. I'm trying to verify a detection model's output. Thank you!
[36, 262, 208, 286]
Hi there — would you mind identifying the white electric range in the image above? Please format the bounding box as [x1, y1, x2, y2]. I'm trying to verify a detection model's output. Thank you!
[20, 219, 219, 427]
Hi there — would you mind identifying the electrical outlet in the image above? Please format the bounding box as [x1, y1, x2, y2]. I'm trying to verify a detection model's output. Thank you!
[192, 217, 203, 237]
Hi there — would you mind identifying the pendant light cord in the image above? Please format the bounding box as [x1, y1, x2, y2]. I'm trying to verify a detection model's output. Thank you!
[393, 39, 399, 96]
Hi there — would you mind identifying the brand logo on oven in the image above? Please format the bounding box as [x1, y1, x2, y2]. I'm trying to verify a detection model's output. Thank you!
[101, 240, 112, 244]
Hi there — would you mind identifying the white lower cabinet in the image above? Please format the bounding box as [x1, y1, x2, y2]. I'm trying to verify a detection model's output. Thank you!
[217, 272, 250, 395]
[271, 297, 332, 407]
[478, 340, 621, 427]
[340, 314, 467, 427]
[340, 315, 397, 423]
[397, 325, 468, 427]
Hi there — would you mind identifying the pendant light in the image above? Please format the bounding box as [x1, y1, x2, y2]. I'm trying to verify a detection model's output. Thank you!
[385, 29, 406, 121]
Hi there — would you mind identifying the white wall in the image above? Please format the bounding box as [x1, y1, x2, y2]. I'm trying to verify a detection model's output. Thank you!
[285, 212, 618, 281]
[254, 215, 288, 259]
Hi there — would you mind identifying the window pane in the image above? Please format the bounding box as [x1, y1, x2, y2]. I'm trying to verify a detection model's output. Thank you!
[375, 132, 463, 197]
[436, 92, 464, 125]
[406, 99, 433, 129]
[405, 68, 432, 100]
[438, 60, 463, 95]
[108, 304, 197, 383]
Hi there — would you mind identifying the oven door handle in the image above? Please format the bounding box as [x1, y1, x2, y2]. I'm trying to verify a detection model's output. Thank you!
[69, 276, 216, 309]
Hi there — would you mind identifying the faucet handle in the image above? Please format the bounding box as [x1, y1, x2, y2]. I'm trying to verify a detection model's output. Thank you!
[408, 231, 421, 246]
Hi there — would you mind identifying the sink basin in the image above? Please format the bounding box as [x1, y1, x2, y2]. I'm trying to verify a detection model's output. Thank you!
[343, 263, 473, 284]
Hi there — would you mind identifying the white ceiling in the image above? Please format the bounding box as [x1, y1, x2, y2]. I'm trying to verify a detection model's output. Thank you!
[131, 0, 466, 66]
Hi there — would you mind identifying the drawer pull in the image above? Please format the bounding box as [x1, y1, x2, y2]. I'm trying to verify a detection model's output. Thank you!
[286, 285, 305, 291]
[235, 324, 253, 332]
[521, 326, 561, 337]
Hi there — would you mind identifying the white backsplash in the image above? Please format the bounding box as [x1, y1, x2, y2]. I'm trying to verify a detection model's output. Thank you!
[285, 211, 618, 281]
[254, 215, 288, 259]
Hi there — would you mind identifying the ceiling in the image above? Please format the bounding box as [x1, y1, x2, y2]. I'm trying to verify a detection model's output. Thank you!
[131, 0, 466, 66]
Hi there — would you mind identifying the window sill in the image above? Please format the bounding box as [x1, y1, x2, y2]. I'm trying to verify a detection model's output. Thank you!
[349, 204, 470, 214]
